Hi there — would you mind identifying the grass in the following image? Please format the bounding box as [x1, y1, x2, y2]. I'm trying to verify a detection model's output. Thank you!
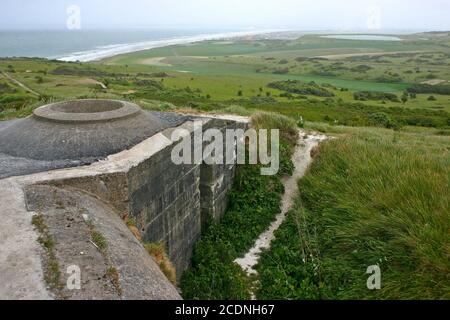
[31, 214, 63, 295]
[105, 267, 122, 296]
[257, 127, 450, 299]
[90, 230, 108, 253]
[85, 219, 123, 296]
[144, 243, 177, 285]
[85, 219, 109, 254]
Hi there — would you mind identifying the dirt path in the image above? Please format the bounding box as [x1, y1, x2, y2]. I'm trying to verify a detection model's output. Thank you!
[234, 131, 327, 291]
[1, 71, 40, 96]
[139, 57, 173, 67]
[76, 78, 108, 89]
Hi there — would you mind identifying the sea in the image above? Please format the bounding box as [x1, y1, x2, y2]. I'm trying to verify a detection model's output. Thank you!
[0, 29, 273, 62]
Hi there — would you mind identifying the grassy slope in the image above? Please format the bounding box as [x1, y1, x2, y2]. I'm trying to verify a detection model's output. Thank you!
[105, 41, 414, 93]
[104, 34, 450, 92]
[257, 126, 450, 299]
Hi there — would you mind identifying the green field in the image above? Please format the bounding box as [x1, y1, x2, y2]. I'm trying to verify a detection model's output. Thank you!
[2, 33, 450, 124]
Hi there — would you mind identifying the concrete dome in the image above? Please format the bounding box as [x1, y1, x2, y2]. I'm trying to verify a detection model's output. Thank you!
[0, 100, 174, 161]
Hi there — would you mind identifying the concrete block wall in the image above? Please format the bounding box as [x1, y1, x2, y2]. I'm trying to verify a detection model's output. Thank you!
[200, 119, 249, 229]
[127, 130, 202, 273]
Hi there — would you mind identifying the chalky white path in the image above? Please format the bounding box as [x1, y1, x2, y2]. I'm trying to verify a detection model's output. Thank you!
[234, 131, 327, 277]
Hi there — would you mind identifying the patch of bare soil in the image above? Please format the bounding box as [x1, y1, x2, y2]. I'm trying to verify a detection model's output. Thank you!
[139, 57, 173, 67]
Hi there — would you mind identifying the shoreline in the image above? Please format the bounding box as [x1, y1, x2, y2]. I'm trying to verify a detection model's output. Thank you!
[57, 29, 286, 63]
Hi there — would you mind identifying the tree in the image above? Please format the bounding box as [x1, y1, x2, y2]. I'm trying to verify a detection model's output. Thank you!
[237, 90, 243, 97]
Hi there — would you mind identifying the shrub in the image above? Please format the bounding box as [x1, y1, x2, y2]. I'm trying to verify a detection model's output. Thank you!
[134, 79, 164, 90]
[249, 96, 277, 105]
[0, 81, 16, 94]
[408, 84, 450, 95]
[272, 68, 290, 75]
[368, 112, 399, 129]
[354, 91, 400, 103]
[268, 80, 334, 97]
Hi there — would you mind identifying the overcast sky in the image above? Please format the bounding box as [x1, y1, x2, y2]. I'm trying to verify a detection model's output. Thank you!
[1, 0, 449, 31]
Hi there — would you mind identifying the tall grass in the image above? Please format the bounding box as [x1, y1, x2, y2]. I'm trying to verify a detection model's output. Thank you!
[251, 112, 298, 145]
[257, 128, 450, 299]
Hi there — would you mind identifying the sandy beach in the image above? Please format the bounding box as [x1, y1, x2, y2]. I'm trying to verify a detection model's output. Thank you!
[58, 29, 284, 62]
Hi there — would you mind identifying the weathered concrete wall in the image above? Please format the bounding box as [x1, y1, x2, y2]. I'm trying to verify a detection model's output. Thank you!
[199, 119, 248, 229]
[200, 162, 235, 228]
[127, 137, 202, 273]
[25, 184, 182, 300]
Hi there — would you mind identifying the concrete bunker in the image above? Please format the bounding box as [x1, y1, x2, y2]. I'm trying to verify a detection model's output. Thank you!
[0, 99, 249, 299]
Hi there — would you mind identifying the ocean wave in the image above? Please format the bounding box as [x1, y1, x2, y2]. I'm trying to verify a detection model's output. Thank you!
[57, 30, 282, 62]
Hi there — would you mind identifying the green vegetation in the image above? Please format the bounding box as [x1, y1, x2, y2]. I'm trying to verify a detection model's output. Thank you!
[144, 243, 177, 285]
[257, 127, 450, 299]
[90, 230, 108, 253]
[2, 32, 450, 125]
[105, 267, 122, 296]
[407, 83, 450, 95]
[180, 113, 297, 299]
[31, 214, 63, 295]
[85, 220, 123, 296]
[267, 80, 335, 97]
[0, 81, 16, 94]
[85, 219, 109, 254]
[354, 91, 400, 102]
